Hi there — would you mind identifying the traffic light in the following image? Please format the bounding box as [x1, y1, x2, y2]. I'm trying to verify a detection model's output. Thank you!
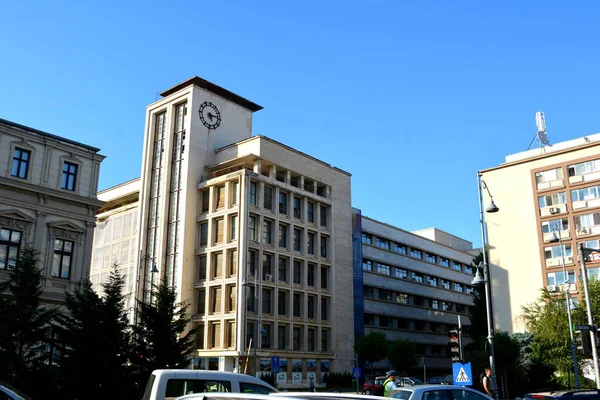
[448, 329, 461, 362]
[575, 329, 592, 355]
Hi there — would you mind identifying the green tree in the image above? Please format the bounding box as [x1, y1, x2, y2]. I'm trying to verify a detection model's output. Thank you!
[130, 279, 195, 398]
[57, 266, 134, 400]
[354, 332, 389, 378]
[0, 245, 59, 398]
[387, 338, 417, 375]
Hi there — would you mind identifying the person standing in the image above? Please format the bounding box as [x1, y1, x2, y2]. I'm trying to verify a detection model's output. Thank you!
[309, 376, 316, 392]
[383, 370, 399, 396]
[482, 367, 496, 398]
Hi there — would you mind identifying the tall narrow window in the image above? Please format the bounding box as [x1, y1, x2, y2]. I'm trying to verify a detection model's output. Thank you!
[321, 329, 329, 351]
[307, 232, 315, 255]
[249, 215, 257, 241]
[321, 298, 329, 321]
[320, 206, 327, 227]
[199, 222, 208, 246]
[278, 257, 288, 282]
[262, 288, 272, 314]
[308, 295, 316, 319]
[11, 148, 30, 179]
[61, 162, 77, 191]
[278, 291, 288, 316]
[278, 325, 288, 349]
[214, 218, 224, 244]
[293, 260, 302, 285]
[52, 239, 73, 279]
[216, 185, 225, 209]
[231, 180, 239, 206]
[213, 252, 223, 278]
[307, 264, 315, 286]
[263, 219, 273, 244]
[293, 293, 303, 317]
[197, 255, 207, 280]
[248, 250, 256, 277]
[320, 236, 328, 258]
[210, 286, 222, 313]
[293, 327, 302, 350]
[230, 215, 238, 241]
[293, 228, 302, 252]
[307, 201, 315, 223]
[264, 185, 273, 210]
[261, 323, 271, 348]
[0, 228, 21, 270]
[279, 224, 288, 248]
[196, 289, 206, 314]
[279, 191, 288, 214]
[196, 324, 205, 349]
[293, 197, 302, 219]
[320, 266, 328, 289]
[249, 181, 257, 206]
[228, 249, 238, 276]
[201, 189, 210, 213]
[308, 328, 315, 351]
[263, 253, 272, 279]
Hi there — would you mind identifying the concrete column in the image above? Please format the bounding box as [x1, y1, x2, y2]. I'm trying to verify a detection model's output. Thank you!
[285, 171, 291, 185]
[270, 165, 277, 179]
[253, 160, 262, 174]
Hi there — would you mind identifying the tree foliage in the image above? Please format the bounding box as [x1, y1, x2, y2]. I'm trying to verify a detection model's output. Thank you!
[387, 338, 417, 375]
[354, 332, 389, 363]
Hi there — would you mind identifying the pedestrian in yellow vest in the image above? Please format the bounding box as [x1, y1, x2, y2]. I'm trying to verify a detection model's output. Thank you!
[383, 370, 399, 396]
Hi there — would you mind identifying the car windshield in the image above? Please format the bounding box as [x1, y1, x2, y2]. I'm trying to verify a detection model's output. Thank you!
[390, 390, 413, 400]
[0, 381, 34, 400]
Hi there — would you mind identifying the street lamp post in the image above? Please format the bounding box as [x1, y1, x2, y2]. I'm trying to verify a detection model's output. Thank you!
[149, 262, 159, 304]
[578, 244, 600, 389]
[472, 173, 499, 400]
[549, 224, 580, 390]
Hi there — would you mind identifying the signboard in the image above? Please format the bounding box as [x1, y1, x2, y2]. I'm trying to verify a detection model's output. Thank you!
[272, 356, 280, 373]
[574, 324, 593, 331]
[352, 367, 361, 378]
[452, 362, 472, 387]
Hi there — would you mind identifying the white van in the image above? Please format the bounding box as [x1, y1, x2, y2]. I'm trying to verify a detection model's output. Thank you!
[142, 370, 278, 400]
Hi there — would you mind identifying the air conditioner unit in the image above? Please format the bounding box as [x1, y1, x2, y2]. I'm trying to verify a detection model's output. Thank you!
[265, 274, 273, 282]
[549, 207, 559, 214]
[547, 285, 557, 292]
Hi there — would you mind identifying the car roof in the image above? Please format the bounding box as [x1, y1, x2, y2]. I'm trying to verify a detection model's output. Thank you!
[390, 385, 493, 395]
[525, 390, 600, 398]
[275, 393, 388, 400]
[152, 370, 277, 392]
[177, 393, 291, 400]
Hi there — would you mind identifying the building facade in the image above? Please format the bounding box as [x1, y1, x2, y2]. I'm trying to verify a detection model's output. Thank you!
[0, 118, 104, 303]
[92, 77, 355, 385]
[480, 134, 600, 332]
[353, 211, 476, 376]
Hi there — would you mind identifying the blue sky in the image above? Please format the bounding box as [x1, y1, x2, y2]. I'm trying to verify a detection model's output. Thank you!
[1, 1, 599, 246]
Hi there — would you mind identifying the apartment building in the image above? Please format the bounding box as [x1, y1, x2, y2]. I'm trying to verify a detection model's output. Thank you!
[480, 133, 600, 332]
[0, 118, 104, 303]
[353, 210, 476, 376]
[91, 77, 354, 385]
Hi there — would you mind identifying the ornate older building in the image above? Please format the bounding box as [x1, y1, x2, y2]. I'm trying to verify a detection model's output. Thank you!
[0, 118, 104, 303]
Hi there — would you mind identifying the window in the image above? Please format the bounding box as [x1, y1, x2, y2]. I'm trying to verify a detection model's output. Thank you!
[439, 257, 449, 267]
[454, 283, 464, 292]
[11, 148, 30, 179]
[430, 299, 439, 309]
[231, 181, 239, 206]
[214, 218, 224, 244]
[262, 253, 272, 279]
[279, 191, 288, 214]
[197, 255, 207, 280]
[320, 266, 329, 289]
[260, 323, 271, 348]
[442, 301, 452, 311]
[227, 249, 237, 276]
[379, 289, 392, 301]
[410, 272, 423, 283]
[196, 289, 206, 314]
[248, 215, 258, 241]
[229, 215, 238, 241]
[293, 228, 302, 252]
[321, 298, 329, 321]
[308, 295, 316, 319]
[278, 325, 288, 349]
[320, 205, 327, 227]
[263, 219, 273, 244]
[248, 250, 257, 277]
[362, 259, 373, 271]
[199, 222, 208, 246]
[293, 293, 303, 317]
[308, 328, 315, 351]
[226, 320, 236, 347]
[538, 192, 566, 208]
[0, 228, 21, 270]
[362, 233, 372, 244]
[574, 212, 600, 231]
[279, 224, 288, 248]
[425, 253, 436, 263]
[215, 185, 225, 209]
[307, 232, 315, 255]
[376, 263, 390, 275]
[440, 279, 450, 290]
[536, 167, 564, 184]
[247, 286, 256, 312]
[307, 202, 315, 223]
[201, 189, 209, 213]
[307, 263, 315, 286]
[394, 268, 407, 279]
[410, 248, 422, 259]
[61, 162, 77, 191]
[396, 293, 408, 304]
[568, 159, 600, 177]
[376, 237, 390, 250]
[364, 314, 375, 325]
[393, 243, 407, 254]
[293, 197, 302, 219]
[544, 244, 573, 259]
[293, 260, 302, 284]
[427, 276, 437, 287]
[262, 288, 272, 314]
[278, 257, 288, 282]
[572, 185, 600, 202]
[464, 265, 473, 274]
[364, 286, 374, 298]
[213, 252, 223, 278]
[249, 181, 257, 206]
[264, 185, 273, 210]
[546, 271, 576, 285]
[293, 327, 302, 350]
[321, 328, 329, 351]
[278, 291, 288, 316]
[452, 262, 462, 272]
[196, 324, 205, 349]
[320, 236, 328, 258]
[210, 286, 222, 313]
[52, 239, 73, 279]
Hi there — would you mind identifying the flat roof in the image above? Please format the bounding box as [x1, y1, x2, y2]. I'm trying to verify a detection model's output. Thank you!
[0, 118, 102, 153]
[160, 77, 263, 112]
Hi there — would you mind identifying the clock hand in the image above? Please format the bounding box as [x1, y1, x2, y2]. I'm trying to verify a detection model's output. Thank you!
[207, 112, 215, 121]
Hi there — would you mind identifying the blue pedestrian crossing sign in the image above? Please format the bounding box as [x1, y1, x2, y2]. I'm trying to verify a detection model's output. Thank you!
[452, 362, 472, 386]
[352, 367, 361, 378]
[272, 356, 280, 373]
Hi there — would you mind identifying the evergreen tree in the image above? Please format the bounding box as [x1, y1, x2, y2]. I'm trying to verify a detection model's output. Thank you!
[130, 279, 195, 397]
[0, 245, 59, 398]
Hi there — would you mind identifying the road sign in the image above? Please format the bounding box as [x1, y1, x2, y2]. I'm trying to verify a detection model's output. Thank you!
[452, 362, 472, 387]
[352, 367, 361, 378]
[574, 324, 593, 330]
[272, 356, 280, 373]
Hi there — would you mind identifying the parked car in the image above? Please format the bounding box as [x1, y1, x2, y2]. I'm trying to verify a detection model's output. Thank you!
[275, 393, 394, 400]
[398, 377, 423, 387]
[177, 393, 291, 400]
[525, 390, 600, 400]
[0, 380, 33, 400]
[387, 385, 494, 400]
[426, 376, 445, 384]
[362, 376, 386, 395]
[142, 370, 278, 400]
[441, 375, 454, 385]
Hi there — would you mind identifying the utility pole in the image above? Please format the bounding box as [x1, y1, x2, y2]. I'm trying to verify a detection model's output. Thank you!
[579, 244, 600, 389]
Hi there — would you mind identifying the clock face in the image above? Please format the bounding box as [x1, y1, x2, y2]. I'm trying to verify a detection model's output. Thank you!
[199, 102, 221, 129]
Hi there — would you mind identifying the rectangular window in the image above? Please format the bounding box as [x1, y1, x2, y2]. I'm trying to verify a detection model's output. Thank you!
[427, 276, 437, 287]
[261, 324, 271, 348]
[279, 191, 288, 214]
[321, 329, 329, 351]
[248, 250, 256, 277]
[293, 228, 302, 252]
[536, 167, 564, 184]
[214, 218, 224, 244]
[213, 252, 223, 278]
[247, 286, 256, 312]
[454, 283, 464, 292]
[574, 212, 600, 231]
[376, 237, 390, 250]
[362, 259, 372, 271]
[425, 253, 436, 263]
[278, 257, 288, 282]
[320, 266, 328, 289]
[0, 228, 21, 270]
[226, 321, 236, 348]
[279, 224, 287, 248]
[231, 181, 239, 205]
[410, 248, 422, 259]
[199, 222, 208, 246]
[230, 215, 238, 241]
[544, 244, 573, 259]
[538, 192, 567, 208]
[307, 263, 315, 286]
[307, 232, 315, 255]
[568, 159, 600, 177]
[196, 324, 205, 349]
[197, 289, 206, 314]
[394, 243, 407, 254]
[394, 268, 407, 279]
[293, 327, 302, 350]
[210, 286, 222, 313]
[440, 279, 450, 290]
[197, 255, 207, 280]
[278, 325, 288, 349]
[320, 298, 329, 321]
[293, 293, 303, 317]
[264, 185, 273, 210]
[215, 185, 225, 209]
[452, 262, 462, 272]
[262, 288, 272, 314]
[376, 263, 390, 275]
[320, 236, 328, 258]
[263, 219, 273, 244]
[293, 260, 302, 284]
[293, 197, 302, 219]
[307, 201, 315, 223]
[11, 148, 30, 179]
[249, 181, 257, 206]
[248, 215, 258, 241]
[361, 233, 372, 244]
[320, 206, 327, 227]
[61, 162, 77, 191]
[201, 189, 209, 213]
[278, 291, 288, 316]
[210, 322, 220, 348]
[396, 293, 408, 304]
[52, 239, 73, 279]
[227, 249, 237, 276]
[308, 295, 316, 319]
[262, 253, 272, 279]
[308, 328, 315, 351]
[572, 185, 600, 203]
[439, 257, 449, 267]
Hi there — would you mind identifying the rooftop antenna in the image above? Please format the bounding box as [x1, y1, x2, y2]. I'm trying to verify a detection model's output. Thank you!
[527, 111, 550, 151]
